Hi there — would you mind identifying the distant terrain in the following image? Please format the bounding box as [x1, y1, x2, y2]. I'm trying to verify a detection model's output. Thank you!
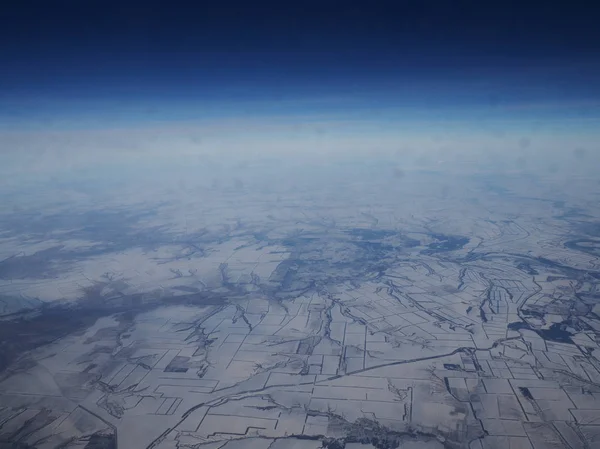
[1, 167, 599, 449]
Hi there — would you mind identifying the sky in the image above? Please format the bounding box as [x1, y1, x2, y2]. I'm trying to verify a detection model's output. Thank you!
[1, 1, 600, 181]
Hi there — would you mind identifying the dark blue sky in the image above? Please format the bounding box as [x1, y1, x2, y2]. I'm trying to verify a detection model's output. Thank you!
[1, 1, 600, 124]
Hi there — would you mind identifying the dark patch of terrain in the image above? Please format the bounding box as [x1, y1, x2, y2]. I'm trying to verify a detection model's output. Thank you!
[463, 252, 600, 280]
[565, 238, 600, 257]
[479, 308, 487, 323]
[0, 291, 225, 374]
[0, 209, 157, 241]
[352, 240, 395, 254]
[0, 207, 211, 280]
[0, 431, 116, 449]
[165, 356, 190, 373]
[556, 207, 593, 220]
[344, 416, 464, 449]
[0, 306, 111, 374]
[516, 262, 539, 275]
[349, 229, 420, 255]
[521, 309, 545, 319]
[275, 228, 423, 294]
[280, 236, 321, 248]
[529, 255, 600, 279]
[519, 387, 534, 400]
[0, 408, 64, 448]
[508, 321, 575, 344]
[443, 363, 462, 371]
[422, 234, 469, 255]
[0, 247, 66, 280]
[576, 221, 600, 238]
[84, 432, 116, 449]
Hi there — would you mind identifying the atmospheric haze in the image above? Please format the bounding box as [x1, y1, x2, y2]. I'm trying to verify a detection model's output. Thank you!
[1, 2, 600, 449]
